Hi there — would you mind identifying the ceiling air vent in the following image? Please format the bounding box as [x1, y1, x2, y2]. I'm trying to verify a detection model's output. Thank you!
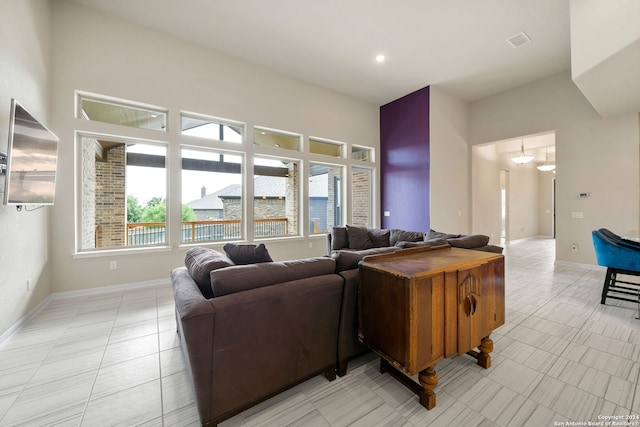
[507, 32, 531, 48]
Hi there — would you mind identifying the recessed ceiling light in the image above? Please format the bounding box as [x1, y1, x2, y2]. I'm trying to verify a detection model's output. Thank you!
[375, 54, 385, 63]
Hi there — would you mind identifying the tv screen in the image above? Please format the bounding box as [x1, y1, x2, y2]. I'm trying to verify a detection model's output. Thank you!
[3, 99, 59, 205]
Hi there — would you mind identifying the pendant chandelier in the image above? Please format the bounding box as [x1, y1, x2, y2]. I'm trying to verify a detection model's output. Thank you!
[511, 140, 534, 164]
[536, 147, 556, 172]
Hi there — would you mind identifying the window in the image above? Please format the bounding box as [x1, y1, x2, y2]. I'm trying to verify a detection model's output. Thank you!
[78, 95, 167, 132]
[309, 138, 343, 158]
[79, 135, 167, 250]
[181, 113, 243, 143]
[351, 167, 373, 227]
[254, 128, 300, 151]
[253, 156, 299, 238]
[75, 92, 377, 252]
[309, 164, 343, 233]
[351, 145, 373, 162]
[181, 148, 243, 242]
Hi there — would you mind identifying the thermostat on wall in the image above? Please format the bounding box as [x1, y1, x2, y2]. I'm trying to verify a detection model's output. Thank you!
[578, 192, 590, 198]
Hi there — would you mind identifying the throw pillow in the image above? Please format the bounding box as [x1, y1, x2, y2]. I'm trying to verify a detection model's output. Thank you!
[223, 243, 273, 265]
[346, 225, 373, 250]
[368, 228, 391, 248]
[331, 227, 349, 250]
[184, 247, 235, 298]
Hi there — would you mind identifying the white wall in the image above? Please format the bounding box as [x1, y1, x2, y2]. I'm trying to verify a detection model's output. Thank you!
[538, 171, 554, 237]
[471, 144, 501, 243]
[428, 86, 470, 234]
[49, 1, 379, 293]
[0, 0, 53, 338]
[470, 72, 640, 264]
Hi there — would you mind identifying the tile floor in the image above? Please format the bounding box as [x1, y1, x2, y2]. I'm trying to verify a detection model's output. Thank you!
[1, 238, 639, 426]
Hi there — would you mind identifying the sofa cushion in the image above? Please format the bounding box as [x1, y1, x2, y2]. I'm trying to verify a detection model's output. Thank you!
[368, 228, 390, 248]
[331, 227, 349, 250]
[389, 229, 424, 246]
[447, 234, 490, 249]
[184, 247, 235, 298]
[395, 239, 449, 249]
[424, 229, 462, 241]
[223, 243, 273, 265]
[331, 247, 396, 272]
[210, 257, 336, 297]
[346, 225, 373, 250]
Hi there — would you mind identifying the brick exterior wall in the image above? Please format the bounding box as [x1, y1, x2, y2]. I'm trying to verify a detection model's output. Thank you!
[81, 137, 97, 249]
[351, 169, 371, 227]
[285, 163, 298, 235]
[95, 145, 126, 247]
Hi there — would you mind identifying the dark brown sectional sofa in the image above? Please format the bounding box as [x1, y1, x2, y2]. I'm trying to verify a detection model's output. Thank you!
[172, 247, 350, 427]
[171, 228, 501, 426]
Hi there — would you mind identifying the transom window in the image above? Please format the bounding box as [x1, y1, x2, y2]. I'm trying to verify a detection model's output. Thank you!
[254, 128, 300, 151]
[181, 113, 243, 143]
[78, 94, 167, 132]
[351, 145, 373, 162]
[309, 138, 343, 158]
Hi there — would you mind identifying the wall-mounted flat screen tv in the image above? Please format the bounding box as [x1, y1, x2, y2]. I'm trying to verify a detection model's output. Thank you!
[3, 99, 59, 205]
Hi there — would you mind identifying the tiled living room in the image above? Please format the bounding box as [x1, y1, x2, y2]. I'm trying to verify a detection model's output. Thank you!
[2, 1, 640, 426]
[1, 237, 638, 426]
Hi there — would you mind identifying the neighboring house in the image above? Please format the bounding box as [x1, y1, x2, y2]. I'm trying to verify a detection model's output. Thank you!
[186, 186, 228, 220]
[187, 175, 331, 232]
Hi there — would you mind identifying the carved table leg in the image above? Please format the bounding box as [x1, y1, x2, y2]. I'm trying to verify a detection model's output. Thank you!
[476, 336, 494, 369]
[418, 366, 438, 410]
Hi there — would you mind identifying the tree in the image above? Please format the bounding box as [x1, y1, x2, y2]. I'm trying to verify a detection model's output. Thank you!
[146, 196, 164, 208]
[127, 196, 143, 223]
[141, 203, 166, 224]
[182, 204, 196, 221]
[140, 200, 197, 223]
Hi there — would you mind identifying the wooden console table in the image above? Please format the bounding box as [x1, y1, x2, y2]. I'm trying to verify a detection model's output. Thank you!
[358, 245, 505, 410]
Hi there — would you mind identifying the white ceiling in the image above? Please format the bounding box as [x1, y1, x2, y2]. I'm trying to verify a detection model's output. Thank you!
[68, 0, 571, 106]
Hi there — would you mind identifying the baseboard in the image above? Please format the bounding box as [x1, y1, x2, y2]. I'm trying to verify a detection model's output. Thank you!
[50, 277, 171, 300]
[0, 295, 53, 349]
[0, 277, 171, 349]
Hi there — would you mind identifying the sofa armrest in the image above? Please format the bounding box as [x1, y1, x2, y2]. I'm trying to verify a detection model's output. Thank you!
[171, 267, 217, 422]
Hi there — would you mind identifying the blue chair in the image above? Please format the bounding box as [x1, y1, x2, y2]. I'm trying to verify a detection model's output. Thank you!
[592, 228, 640, 304]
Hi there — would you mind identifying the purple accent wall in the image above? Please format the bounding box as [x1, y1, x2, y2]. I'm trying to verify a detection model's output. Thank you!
[380, 86, 430, 231]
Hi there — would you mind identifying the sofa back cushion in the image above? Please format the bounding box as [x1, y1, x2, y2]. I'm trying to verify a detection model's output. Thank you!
[367, 228, 391, 248]
[210, 257, 337, 297]
[185, 247, 235, 298]
[424, 229, 462, 241]
[331, 247, 396, 272]
[346, 225, 373, 249]
[389, 229, 424, 246]
[447, 234, 490, 249]
[223, 243, 273, 265]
